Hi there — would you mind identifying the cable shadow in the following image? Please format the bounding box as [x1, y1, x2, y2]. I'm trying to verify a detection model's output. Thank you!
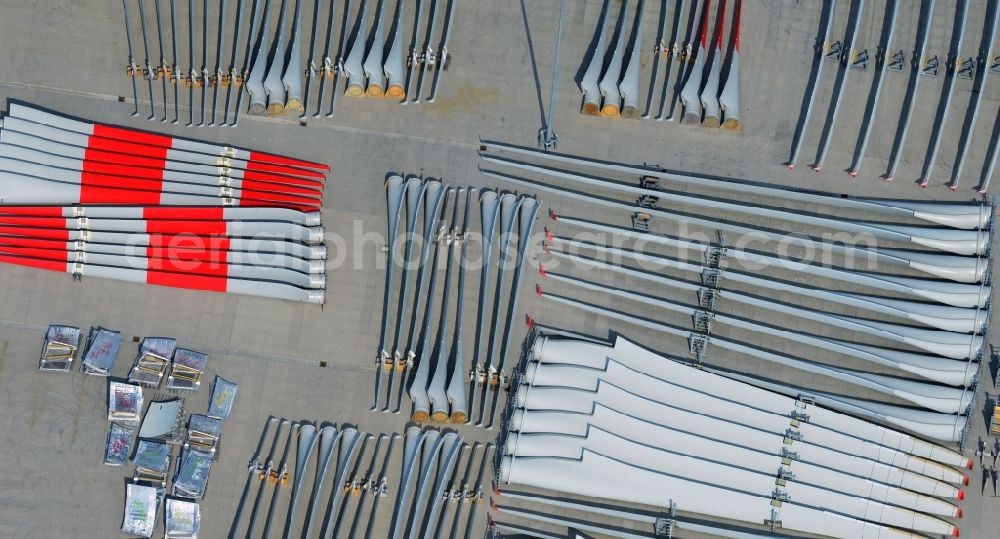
[519, 0, 547, 127]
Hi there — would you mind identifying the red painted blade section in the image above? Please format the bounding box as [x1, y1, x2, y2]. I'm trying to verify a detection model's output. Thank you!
[84, 147, 172, 170]
[0, 207, 65, 217]
[79, 173, 164, 204]
[78, 183, 163, 205]
[241, 169, 325, 190]
[145, 270, 229, 292]
[0, 253, 68, 272]
[733, 0, 742, 52]
[144, 219, 229, 235]
[238, 191, 322, 208]
[246, 160, 327, 180]
[715, 0, 727, 48]
[86, 134, 170, 160]
[148, 233, 231, 249]
[0, 226, 71, 240]
[249, 151, 329, 172]
[0, 235, 68, 249]
[0, 245, 65, 260]
[0, 216, 67, 228]
[82, 160, 167, 180]
[92, 124, 173, 148]
[240, 179, 322, 197]
[79, 146, 324, 187]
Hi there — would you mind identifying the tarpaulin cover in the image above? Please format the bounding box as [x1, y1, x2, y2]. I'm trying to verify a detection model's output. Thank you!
[121, 483, 159, 537]
[104, 423, 133, 466]
[207, 376, 237, 419]
[108, 381, 143, 425]
[173, 348, 208, 372]
[173, 448, 212, 498]
[165, 498, 201, 538]
[138, 399, 182, 439]
[132, 440, 170, 473]
[45, 324, 80, 348]
[188, 414, 222, 438]
[141, 337, 177, 358]
[81, 327, 122, 374]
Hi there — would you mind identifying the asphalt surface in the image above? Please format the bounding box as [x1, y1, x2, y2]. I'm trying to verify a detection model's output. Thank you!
[0, 1, 998, 538]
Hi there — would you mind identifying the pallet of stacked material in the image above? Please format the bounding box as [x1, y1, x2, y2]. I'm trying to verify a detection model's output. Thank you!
[39, 324, 80, 372]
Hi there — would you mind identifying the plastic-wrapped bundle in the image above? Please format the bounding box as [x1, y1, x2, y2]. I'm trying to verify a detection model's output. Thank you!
[81, 327, 122, 376]
[207, 376, 238, 419]
[121, 483, 159, 538]
[165, 498, 201, 538]
[104, 423, 133, 466]
[108, 381, 143, 426]
[173, 448, 213, 498]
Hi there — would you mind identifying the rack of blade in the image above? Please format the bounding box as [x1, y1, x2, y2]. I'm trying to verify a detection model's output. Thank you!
[121, 0, 459, 125]
[375, 175, 539, 429]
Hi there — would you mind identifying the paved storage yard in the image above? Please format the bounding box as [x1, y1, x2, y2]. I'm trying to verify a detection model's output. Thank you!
[0, 0, 997, 538]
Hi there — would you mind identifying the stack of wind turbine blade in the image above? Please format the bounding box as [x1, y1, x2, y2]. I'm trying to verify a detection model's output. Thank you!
[528, 336, 973, 452]
[0, 113, 325, 210]
[480, 142, 991, 438]
[0, 208, 325, 288]
[6, 103, 328, 172]
[0, 127, 325, 191]
[0, 118, 325, 189]
[499, 333, 966, 539]
[478, 145, 994, 285]
[0, 156, 320, 211]
[478, 140, 993, 230]
[479, 159, 991, 256]
[0, 104, 328, 303]
[0, 146, 322, 208]
[0, 213, 323, 243]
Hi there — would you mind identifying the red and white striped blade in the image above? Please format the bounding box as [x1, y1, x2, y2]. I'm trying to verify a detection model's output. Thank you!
[0, 235, 326, 273]
[0, 146, 324, 199]
[8, 103, 330, 172]
[0, 205, 321, 225]
[0, 251, 324, 303]
[0, 239, 322, 275]
[0, 230, 327, 260]
[0, 244, 324, 289]
[0, 139, 325, 195]
[0, 124, 327, 186]
[0, 215, 323, 244]
[0, 164, 320, 211]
